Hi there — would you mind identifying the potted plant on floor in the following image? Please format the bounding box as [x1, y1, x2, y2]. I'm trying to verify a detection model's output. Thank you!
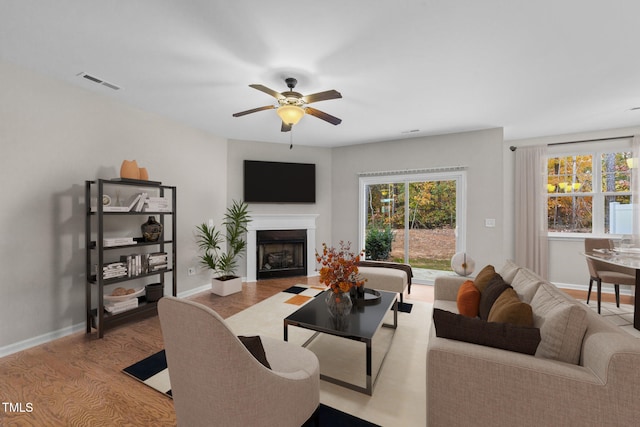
[196, 200, 251, 296]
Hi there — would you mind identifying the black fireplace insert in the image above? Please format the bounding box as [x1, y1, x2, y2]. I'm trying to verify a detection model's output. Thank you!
[256, 229, 307, 279]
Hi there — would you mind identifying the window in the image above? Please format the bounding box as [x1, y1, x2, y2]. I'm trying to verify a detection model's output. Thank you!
[547, 139, 633, 235]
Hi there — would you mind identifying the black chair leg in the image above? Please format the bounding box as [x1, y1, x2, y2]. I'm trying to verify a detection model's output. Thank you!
[587, 278, 594, 304]
[597, 279, 602, 314]
[615, 284, 620, 308]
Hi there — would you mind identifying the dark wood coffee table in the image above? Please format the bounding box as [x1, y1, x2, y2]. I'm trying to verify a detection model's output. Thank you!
[284, 289, 397, 395]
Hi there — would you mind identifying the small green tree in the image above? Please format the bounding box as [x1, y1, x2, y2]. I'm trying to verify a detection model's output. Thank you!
[365, 226, 394, 260]
[196, 200, 251, 279]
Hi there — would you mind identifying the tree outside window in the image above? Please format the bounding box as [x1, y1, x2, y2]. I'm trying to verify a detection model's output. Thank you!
[547, 151, 632, 234]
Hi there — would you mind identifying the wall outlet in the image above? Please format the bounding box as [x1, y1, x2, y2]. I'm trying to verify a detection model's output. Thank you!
[484, 218, 496, 228]
[188, 267, 197, 276]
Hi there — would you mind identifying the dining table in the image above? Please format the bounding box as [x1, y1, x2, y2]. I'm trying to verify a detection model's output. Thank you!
[583, 249, 640, 330]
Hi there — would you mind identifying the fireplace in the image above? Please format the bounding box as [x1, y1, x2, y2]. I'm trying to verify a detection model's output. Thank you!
[246, 214, 318, 282]
[257, 230, 306, 279]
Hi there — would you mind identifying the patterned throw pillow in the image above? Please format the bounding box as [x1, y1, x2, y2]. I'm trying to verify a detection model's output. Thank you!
[433, 308, 541, 355]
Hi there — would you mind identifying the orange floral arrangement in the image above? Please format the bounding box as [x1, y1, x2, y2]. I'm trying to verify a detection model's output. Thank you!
[316, 241, 365, 296]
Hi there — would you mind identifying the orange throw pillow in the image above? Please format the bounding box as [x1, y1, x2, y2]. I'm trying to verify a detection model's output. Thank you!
[457, 280, 481, 317]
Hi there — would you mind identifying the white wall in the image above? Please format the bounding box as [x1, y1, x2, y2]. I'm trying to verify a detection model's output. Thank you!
[226, 139, 333, 276]
[330, 128, 505, 270]
[0, 61, 227, 353]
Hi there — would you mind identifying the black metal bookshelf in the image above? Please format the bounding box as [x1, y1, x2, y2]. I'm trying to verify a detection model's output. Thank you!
[85, 178, 177, 338]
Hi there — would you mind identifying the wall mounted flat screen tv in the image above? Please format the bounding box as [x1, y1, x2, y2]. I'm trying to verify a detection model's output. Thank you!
[244, 160, 316, 203]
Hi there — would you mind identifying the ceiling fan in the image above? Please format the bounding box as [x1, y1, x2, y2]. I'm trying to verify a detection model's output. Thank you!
[232, 77, 342, 132]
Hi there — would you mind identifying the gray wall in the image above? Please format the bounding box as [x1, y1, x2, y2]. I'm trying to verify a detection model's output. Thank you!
[0, 60, 227, 353]
[331, 128, 505, 270]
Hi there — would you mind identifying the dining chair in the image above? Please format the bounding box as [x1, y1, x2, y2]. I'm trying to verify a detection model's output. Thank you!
[584, 238, 636, 314]
[158, 296, 320, 427]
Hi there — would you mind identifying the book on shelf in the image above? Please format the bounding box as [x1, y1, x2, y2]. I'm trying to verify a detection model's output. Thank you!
[104, 298, 139, 314]
[118, 252, 169, 275]
[147, 251, 168, 271]
[120, 254, 144, 276]
[125, 193, 142, 211]
[144, 197, 171, 212]
[134, 192, 147, 212]
[102, 261, 127, 279]
[104, 237, 135, 247]
[103, 206, 130, 212]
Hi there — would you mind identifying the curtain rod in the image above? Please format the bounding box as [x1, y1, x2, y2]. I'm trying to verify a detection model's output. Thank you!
[357, 165, 467, 177]
[509, 135, 634, 152]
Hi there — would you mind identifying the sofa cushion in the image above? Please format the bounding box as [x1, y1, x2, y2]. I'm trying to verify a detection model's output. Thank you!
[488, 287, 534, 327]
[530, 284, 588, 365]
[456, 280, 481, 317]
[511, 268, 545, 304]
[473, 264, 497, 293]
[478, 274, 510, 320]
[433, 308, 541, 355]
[498, 259, 521, 284]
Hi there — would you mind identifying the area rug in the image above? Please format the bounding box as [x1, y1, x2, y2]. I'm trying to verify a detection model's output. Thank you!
[123, 285, 430, 426]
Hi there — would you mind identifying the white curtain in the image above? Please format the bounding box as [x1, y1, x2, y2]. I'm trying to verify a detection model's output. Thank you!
[633, 136, 640, 242]
[514, 145, 549, 278]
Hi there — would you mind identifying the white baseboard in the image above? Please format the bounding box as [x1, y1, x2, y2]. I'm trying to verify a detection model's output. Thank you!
[176, 282, 211, 298]
[553, 281, 634, 296]
[0, 323, 86, 358]
[0, 282, 213, 358]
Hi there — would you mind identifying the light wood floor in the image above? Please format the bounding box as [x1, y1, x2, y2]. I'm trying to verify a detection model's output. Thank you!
[0, 277, 619, 426]
[0, 277, 431, 426]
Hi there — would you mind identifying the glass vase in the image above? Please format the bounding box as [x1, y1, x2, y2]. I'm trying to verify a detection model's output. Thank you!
[325, 290, 353, 318]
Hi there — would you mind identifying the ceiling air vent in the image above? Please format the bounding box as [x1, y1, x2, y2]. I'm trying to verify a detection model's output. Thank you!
[76, 72, 121, 90]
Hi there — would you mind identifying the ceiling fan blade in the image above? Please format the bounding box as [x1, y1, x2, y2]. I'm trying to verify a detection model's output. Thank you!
[305, 107, 342, 125]
[232, 105, 275, 117]
[281, 122, 292, 132]
[302, 90, 342, 104]
[249, 84, 284, 100]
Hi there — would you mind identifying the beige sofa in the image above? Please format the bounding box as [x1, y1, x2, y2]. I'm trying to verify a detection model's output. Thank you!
[427, 260, 640, 427]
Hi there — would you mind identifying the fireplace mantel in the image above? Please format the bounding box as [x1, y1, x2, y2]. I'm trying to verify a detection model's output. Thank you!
[246, 214, 318, 282]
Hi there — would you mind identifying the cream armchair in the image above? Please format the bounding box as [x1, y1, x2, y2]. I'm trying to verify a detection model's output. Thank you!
[158, 296, 320, 427]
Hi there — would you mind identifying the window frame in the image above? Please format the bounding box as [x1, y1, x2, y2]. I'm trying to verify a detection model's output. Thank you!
[547, 138, 633, 238]
[358, 168, 467, 261]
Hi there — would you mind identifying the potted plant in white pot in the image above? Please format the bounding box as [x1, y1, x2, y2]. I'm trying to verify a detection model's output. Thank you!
[196, 200, 251, 296]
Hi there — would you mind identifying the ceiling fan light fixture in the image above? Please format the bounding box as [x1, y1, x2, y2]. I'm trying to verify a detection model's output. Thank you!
[277, 104, 305, 125]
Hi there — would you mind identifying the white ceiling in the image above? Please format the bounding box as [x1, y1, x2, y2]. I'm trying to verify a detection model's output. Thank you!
[2, 0, 640, 148]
